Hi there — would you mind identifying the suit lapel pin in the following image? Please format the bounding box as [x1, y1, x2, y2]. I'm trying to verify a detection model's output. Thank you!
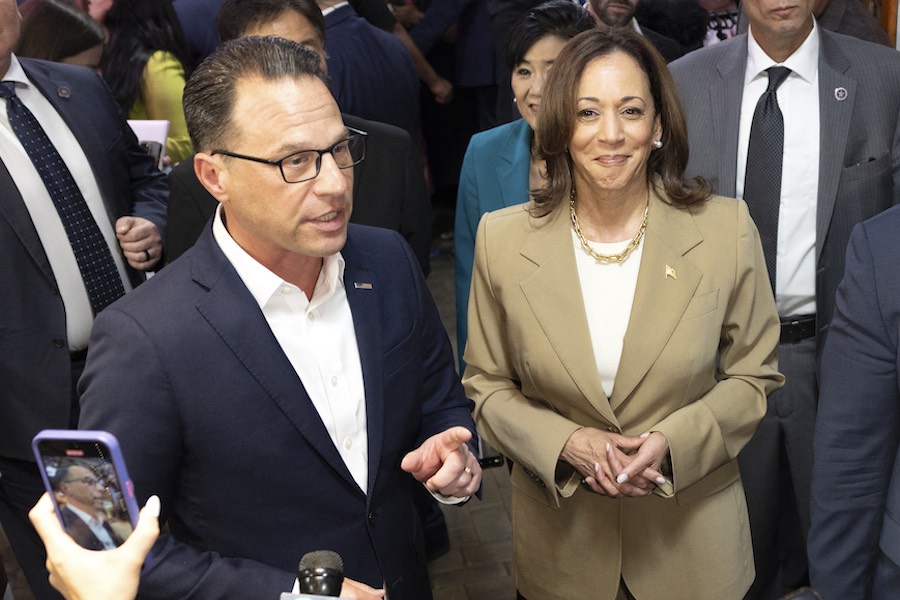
[353, 282, 373, 290]
[665, 265, 677, 280]
[834, 87, 847, 101]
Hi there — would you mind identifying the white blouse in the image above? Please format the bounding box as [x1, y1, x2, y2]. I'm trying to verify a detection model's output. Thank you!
[572, 229, 643, 398]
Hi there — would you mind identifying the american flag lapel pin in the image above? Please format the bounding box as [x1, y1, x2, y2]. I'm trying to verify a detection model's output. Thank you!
[353, 282, 373, 290]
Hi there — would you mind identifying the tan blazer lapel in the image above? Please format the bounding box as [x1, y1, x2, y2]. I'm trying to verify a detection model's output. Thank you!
[519, 205, 618, 426]
[611, 188, 704, 410]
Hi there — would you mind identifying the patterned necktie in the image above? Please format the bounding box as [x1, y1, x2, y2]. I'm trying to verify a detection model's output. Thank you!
[0, 81, 125, 314]
[743, 66, 791, 292]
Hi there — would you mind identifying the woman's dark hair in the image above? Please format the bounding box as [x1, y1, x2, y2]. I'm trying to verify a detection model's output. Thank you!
[17, 0, 104, 63]
[505, 0, 594, 71]
[533, 27, 710, 215]
[100, 0, 193, 112]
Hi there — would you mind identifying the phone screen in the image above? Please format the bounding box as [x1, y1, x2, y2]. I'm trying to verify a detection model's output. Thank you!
[35, 438, 136, 550]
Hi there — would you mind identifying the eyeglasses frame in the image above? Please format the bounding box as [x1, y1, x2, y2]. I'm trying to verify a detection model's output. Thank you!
[211, 126, 367, 183]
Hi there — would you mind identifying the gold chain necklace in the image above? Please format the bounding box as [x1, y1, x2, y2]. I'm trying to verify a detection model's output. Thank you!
[569, 188, 648, 264]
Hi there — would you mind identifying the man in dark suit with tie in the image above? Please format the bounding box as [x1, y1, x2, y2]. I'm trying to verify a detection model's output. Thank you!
[79, 36, 481, 599]
[166, 0, 433, 275]
[670, 0, 900, 596]
[0, 1, 167, 597]
[808, 204, 900, 600]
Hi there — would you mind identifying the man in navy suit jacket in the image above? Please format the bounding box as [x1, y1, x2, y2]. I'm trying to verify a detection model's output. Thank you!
[79, 36, 480, 599]
[0, 1, 167, 596]
[808, 205, 900, 600]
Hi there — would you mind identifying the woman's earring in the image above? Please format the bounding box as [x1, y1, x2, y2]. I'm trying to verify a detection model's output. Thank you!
[653, 140, 663, 149]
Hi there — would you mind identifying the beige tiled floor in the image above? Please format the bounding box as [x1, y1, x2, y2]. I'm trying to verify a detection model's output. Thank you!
[425, 246, 516, 600]
[429, 466, 515, 600]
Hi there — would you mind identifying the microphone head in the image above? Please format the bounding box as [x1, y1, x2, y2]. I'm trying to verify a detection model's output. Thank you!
[298, 550, 343, 573]
[298, 550, 344, 596]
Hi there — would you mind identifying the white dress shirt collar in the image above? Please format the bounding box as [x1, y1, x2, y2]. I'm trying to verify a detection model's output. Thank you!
[746, 20, 819, 85]
[320, 1, 349, 17]
[212, 204, 346, 309]
[2, 55, 28, 86]
[630, 18, 643, 35]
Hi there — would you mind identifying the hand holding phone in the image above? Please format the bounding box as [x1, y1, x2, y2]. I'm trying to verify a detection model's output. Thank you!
[29, 493, 160, 600]
[32, 430, 140, 550]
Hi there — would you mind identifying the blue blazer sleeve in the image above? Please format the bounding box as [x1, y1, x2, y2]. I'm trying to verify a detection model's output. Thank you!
[809, 210, 900, 600]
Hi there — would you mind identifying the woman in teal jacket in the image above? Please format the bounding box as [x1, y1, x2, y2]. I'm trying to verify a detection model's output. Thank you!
[454, 0, 593, 368]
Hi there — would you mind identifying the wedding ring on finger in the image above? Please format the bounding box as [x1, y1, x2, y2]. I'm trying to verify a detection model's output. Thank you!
[464, 466, 473, 476]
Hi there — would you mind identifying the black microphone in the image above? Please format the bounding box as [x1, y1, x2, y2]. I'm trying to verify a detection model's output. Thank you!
[297, 550, 344, 597]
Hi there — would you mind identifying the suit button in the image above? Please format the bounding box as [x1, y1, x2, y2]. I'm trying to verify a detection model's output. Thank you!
[53, 339, 65, 348]
[607, 426, 618, 433]
[368, 511, 377, 525]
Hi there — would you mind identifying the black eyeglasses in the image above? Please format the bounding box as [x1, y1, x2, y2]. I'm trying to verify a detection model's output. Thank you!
[64, 477, 102, 487]
[212, 127, 367, 183]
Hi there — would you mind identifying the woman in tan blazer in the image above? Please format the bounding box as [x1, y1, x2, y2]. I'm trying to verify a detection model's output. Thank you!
[463, 28, 784, 600]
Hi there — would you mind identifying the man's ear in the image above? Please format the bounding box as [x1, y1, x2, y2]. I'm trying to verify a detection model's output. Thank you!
[194, 152, 230, 205]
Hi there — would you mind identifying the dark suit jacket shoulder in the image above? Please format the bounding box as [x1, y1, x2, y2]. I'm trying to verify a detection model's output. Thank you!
[78, 224, 472, 599]
[642, 25, 684, 62]
[0, 58, 167, 460]
[809, 204, 900, 599]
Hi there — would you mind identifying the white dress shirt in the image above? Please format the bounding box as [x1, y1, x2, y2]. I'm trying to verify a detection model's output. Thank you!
[0, 55, 133, 350]
[737, 24, 820, 317]
[212, 206, 370, 493]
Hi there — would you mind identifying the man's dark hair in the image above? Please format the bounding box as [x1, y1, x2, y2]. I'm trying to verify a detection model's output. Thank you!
[216, 0, 326, 44]
[52, 461, 96, 491]
[183, 35, 329, 152]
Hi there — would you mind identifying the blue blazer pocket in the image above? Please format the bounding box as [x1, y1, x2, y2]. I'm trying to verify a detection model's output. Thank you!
[383, 325, 416, 377]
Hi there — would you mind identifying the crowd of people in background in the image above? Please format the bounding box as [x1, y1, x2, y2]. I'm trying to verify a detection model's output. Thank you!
[1, 0, 899, 599]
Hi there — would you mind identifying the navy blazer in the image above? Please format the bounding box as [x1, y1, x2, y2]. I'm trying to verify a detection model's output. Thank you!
[0, 58, 167, 461]
[454, 118, 531, 367]
[809, 205, 900, 599]
[78, 223, 474, 599]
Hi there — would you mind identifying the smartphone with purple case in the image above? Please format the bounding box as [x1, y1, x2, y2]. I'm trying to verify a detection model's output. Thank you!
[32, 430, 140, 550]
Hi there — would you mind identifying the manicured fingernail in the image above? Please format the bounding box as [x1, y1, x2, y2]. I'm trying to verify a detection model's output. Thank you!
[144, 495, 161, 517]
[639, 432, 650, 438]
[593, 462, 600, 473]
[616, 473, 628, 484]
[605, 442, 611, 452]
[656, 476, 667, 484]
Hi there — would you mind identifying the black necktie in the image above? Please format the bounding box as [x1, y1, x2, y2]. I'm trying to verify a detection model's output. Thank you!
[743, 66, 791, 292]
[0, 81, 125, 314]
